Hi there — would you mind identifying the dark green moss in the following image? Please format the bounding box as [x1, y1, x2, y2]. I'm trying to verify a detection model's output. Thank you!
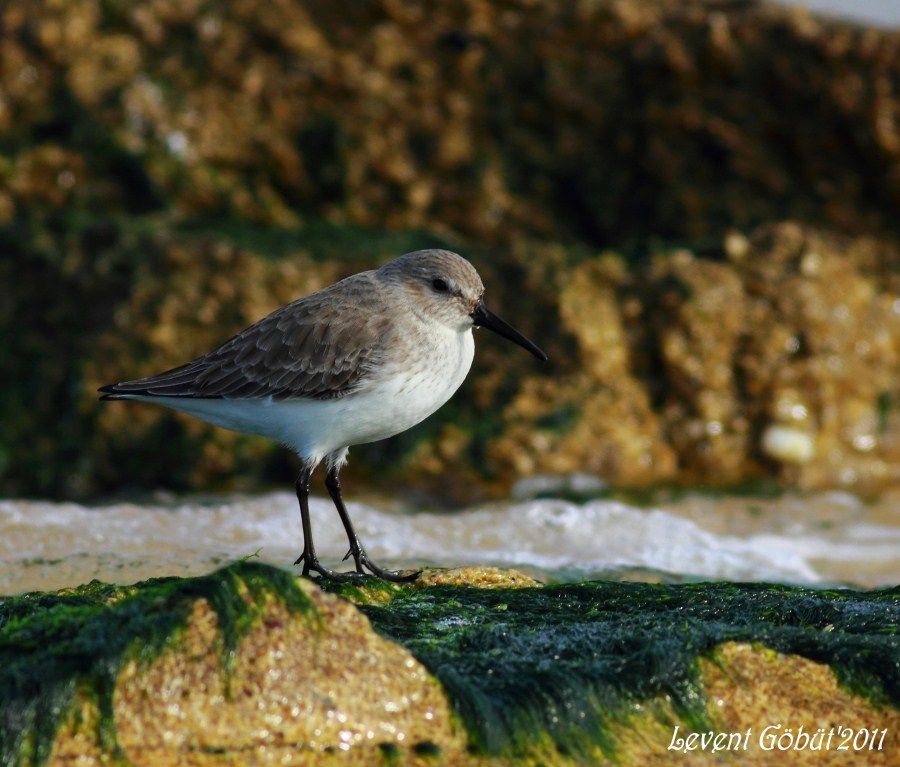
[411, 740, 442, 757]
[354, 580, 899, 759]
[377, 741, 401, 766]
[5, 570, 896, 763]
[0, 561, 313, 766]
[877, 391, 893, 435]
[321, 577, 408, 606]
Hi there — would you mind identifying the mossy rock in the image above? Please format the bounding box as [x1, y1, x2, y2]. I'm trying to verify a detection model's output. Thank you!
[2, 563, 897, 765]
[3, 211, 899, 501]
[3, 0, 900, 500]
[1, 562, 465, 766]
[3, 0, 900, 241]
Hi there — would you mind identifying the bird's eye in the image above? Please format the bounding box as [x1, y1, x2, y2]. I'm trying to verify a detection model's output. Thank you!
[431, 278, 449, 292]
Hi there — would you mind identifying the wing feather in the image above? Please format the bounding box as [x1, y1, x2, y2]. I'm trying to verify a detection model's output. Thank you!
[99, 272, 389, 401]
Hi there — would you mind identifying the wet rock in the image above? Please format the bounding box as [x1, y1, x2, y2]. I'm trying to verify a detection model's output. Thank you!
[761, 425, 816, 464]
[695, 643, 900, 766]
[3, 215, 898, 499]
[3, 563, 896, 766]
[487, 255, 679, 488]
[480, 224, 899, 496]
[5, 563, 466, 766]
[649, 250, 750, 482]
[735, 223, 900, 492]
[413, 566, 539, 589]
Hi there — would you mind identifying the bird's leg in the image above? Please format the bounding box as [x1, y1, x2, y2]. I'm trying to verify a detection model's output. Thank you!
[324, 465, 366, 573]
[325, 464, 420, 583]
[293, 466, 359, 581]
[292, 467, 317, 572]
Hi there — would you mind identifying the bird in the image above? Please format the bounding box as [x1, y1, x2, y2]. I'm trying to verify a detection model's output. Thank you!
[99, 249, 547, 581]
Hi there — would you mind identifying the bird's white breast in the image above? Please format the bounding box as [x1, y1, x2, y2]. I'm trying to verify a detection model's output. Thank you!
[314, 324, 475, 452]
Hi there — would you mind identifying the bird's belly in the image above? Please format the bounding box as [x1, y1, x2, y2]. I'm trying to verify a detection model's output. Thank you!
[329, 329, 475, 448]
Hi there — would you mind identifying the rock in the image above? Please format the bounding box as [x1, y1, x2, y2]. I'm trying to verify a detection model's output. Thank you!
[3, 0, 899, 240]
[761, 425, 817, 464]
[4, 563, 466, 766]
[3, 214, 899, 498]
[2, 2, 900, 498]
[2, 563, 897, 765]
[413, 566, 539, 589]
[696, 643, 899, 766]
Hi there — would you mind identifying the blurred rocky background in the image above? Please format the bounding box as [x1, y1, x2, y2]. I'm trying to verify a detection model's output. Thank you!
[1, 0, 898, 501]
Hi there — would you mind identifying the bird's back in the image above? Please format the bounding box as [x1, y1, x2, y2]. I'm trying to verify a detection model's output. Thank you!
[100, 271, 393, 403]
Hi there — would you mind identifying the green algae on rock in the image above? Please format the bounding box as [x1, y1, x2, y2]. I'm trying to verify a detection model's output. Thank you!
[1, 564, 898, 765]
[0, 561, 314, 766]
[350, 579, 900, 760]
[1, 562, 465, 767]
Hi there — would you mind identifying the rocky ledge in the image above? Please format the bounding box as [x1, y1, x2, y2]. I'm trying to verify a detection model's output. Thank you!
[1, 562, 897, 765]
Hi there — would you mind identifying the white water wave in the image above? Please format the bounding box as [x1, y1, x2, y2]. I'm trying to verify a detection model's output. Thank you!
[0, 492, 896, 593]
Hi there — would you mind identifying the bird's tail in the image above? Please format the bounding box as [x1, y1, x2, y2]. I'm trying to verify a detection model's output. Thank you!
[98, 360, 203, 400]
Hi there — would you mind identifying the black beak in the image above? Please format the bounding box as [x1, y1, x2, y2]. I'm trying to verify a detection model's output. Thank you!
[471, 299, 548, 361]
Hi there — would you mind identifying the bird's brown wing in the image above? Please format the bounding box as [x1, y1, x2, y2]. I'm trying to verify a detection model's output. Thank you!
[99, 274, 391, 401]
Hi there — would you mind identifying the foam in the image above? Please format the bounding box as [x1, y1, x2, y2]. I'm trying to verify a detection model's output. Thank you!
[1, 492, 897, 593]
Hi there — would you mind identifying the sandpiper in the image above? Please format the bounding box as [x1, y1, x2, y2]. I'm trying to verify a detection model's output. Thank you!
[100, 249, 547, 581]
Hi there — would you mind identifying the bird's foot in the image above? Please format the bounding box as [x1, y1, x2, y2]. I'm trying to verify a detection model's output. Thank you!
[356, 551, 421, 583]
[341, 542, 420, 582]
[342, 546, 364, 573]
[293, 552, 365, 582]
[294, 549, 419, 583]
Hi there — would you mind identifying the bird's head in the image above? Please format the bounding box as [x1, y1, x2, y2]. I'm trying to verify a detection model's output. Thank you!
[378, 249, 547, 361]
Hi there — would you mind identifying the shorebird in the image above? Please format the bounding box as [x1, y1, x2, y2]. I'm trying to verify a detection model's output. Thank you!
[100, 250, 547, 581]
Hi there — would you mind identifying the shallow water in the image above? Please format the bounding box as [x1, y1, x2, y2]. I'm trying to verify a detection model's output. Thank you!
[1, 488, 897, 593]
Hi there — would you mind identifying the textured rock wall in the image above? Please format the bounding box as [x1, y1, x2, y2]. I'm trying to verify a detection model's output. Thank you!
[2, 0, 899, 497]
[493, 224, 900, 494]
[3, 0, 898, 239]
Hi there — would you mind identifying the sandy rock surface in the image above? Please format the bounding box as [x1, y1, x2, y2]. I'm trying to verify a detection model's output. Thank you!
[12, 567, 891, 766]
[48, 578, 468, 766]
